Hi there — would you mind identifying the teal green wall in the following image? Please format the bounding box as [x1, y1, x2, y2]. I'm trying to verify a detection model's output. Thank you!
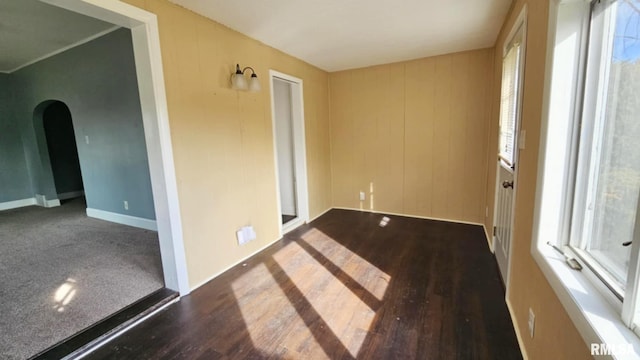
[0, 73, 32, 202]
[6, 28, 155, 220]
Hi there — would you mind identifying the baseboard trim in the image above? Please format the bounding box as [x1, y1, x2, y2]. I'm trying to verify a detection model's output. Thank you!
[86, 208, 157, 231]
[282, 218, 305, 235]
[191, 208, 335, 292]
[188, 207, 490, 307]
[190, 235, 284, 292]
[483, 224, 495, 253]
[506, 298, 529, 360]
[58, 190, 85, 200]
[0, 197, 37, 211]
[331, 207, 485, 227]
[36, 194, 60, 208]
[307, 207, 332, 223]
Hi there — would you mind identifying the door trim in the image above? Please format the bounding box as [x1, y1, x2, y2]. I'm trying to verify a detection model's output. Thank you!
[269, 70, 309, 237]
[492, 4, 528, 292]
[43, 0, 190, 295]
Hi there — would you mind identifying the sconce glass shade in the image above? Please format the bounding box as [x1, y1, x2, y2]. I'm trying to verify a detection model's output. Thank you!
[248, 74, 261, 92]
[232, 63, 260, 92]
[232, 72, 248, 91]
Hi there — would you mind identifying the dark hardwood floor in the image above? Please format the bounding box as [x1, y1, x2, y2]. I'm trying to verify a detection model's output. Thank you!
[87, 210, 522, 359]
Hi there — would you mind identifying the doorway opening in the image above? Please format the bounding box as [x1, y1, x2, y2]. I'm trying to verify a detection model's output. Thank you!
[41, 101, 85, 200]
[0, 27, 169, 358]
[0, 0, 189, 356]
[42, 0, 189, 295]
[270, 70, 309, 236]
[274, 78, 298, 225]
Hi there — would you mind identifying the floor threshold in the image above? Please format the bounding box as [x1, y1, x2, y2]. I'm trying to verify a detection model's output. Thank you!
[30, 288, 178, 360]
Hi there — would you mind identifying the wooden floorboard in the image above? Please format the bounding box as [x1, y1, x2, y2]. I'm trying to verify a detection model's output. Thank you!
[87, 209, 522, 360]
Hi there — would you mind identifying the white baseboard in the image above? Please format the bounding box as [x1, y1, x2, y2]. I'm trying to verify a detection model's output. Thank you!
[506, 299, 529, 360]
[191, 206, 486, 293]
[331, 207, 485, 227]
[192, 208, 334, 292]
[86, 208, 157, 231]
[308, 207, 333, 223]
[58, 190, 85, 200]
[483, 224, 495, 253]
[0, 198, 37, 211]
[35, 194, 60, 208]
[190, 235, 283, 292]
[282, 217, 305, 236]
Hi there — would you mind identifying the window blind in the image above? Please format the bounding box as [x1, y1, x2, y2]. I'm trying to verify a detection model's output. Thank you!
[498, 43, 521, 167]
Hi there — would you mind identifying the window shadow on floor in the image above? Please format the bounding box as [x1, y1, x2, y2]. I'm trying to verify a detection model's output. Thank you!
[86, 209, 522, 359]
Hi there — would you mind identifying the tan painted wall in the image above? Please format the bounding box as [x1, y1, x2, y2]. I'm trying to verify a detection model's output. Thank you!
[124, 0, 332, 288]
[329, 49, 494, 224]
[485, 1, 592, 359]
[122, 1, 592, 357]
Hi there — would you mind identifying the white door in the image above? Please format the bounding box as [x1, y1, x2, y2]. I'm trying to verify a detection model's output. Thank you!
[495, 162, 515, 280]
[494, 22, 526, 283]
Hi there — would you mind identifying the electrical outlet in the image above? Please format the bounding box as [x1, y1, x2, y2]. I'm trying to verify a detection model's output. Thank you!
[124, 201, 129, 210]
[528, 308, 535, 338]
[359, 191, 365, 201]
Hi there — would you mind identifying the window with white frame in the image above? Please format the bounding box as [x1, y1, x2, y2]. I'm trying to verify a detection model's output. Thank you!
[569, 0, 640, 300]
[546, 0, 640, 340]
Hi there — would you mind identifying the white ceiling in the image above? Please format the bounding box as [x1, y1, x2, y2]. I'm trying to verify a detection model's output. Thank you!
[0, 0, 116, 73]
[170, 0, 513, 72]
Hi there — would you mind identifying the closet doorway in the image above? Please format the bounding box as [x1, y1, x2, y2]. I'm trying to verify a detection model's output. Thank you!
[270, 71, 309, 236]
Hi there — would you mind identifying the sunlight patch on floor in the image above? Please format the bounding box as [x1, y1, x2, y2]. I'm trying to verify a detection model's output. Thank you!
[301, 228, 390, 300]
[230, 262, 326, 358]
[273, 241, 376, 358]
[53, 278, 77, 312]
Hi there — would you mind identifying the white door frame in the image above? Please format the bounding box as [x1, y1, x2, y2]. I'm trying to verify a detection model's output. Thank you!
[269, 70, 309, 237]
[42, 0, 190, 295]
[492, 5, 527, 290]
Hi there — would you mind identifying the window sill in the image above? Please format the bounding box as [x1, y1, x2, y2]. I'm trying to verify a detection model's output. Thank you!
[532, 244, 640, 359]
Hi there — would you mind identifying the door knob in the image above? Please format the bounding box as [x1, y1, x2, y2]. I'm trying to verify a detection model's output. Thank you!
[502, 181, 514, 189]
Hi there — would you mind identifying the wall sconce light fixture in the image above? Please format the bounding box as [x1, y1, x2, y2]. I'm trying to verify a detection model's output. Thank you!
[231, 64, 261, 92]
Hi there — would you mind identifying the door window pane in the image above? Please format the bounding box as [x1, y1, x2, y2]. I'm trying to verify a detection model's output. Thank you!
[498, 42, 522, 167]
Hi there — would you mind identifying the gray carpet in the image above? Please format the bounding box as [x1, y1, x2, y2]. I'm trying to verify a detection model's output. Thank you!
[0, 198, 164, 360]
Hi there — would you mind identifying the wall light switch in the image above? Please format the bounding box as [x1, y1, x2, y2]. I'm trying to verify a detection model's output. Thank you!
[359, 191, 365, 201]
